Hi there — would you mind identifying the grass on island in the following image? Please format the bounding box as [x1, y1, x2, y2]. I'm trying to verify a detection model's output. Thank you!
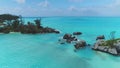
[99, 31, 120, 48]
[100, 38, 120, 46]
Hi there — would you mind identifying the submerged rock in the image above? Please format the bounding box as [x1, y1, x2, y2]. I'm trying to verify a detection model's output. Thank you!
[73, 32, 82, 35]
[58, 39, 66, 44]
[96, 35, 105, 40]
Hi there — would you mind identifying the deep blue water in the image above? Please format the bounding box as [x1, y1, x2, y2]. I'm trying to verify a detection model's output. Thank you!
[0, 17, 120, 68]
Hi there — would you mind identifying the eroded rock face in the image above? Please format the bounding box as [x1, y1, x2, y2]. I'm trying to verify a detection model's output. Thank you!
[92, 39, 119, 55]
[73, 32, 82, 35]
[58, 39, 66, 44]
[74, 40, 86, 49]
[115, 41, 120, 53]
[108, 48, 118, 55]
[96, 35, 105, 40]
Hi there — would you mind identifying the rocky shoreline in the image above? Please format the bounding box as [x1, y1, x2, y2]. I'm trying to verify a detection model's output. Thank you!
[1, 14, 120, 56]
[92, 35, 120, 56]
[59, 32, 88, 50]
[59, 34, 120, 56]
[0, 14, 60, 34]
[92, 40, 119, 56]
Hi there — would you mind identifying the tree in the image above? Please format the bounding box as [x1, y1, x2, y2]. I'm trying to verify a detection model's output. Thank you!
[34, 19, 43, 29]
[110, 31, 116, 40]
[0, 14, 19, 24]
[108, 31, 116, 48]
[11, 20, 20, 32]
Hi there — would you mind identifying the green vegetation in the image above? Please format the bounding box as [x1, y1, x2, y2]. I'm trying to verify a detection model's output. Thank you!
[100, 39, 119, 46]
[108, 31, 116, 47]
[0, 14, 60, 34]
[0, 14, 19, 23]
[100, 31, 120, 48]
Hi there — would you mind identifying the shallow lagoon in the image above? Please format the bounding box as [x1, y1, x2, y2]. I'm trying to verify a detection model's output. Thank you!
[0, 17, 120, 68]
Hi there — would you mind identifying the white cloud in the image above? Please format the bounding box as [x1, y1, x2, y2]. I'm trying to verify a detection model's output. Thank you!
[68, 6, 79, 11]
[96, 0, 120, 16]
[106, 0, 120, 8]
[67, 0, 120, 16]
[38, 0, 50, 8]
[2, 0, 120, 16]
[112, 0, 120, 6]
[14, 0, 25, 4]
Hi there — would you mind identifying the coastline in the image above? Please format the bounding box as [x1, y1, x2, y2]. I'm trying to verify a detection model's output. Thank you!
[0, 16, 120, 68]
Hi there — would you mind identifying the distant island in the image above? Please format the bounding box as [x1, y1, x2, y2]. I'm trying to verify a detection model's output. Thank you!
[0, 14, 60, 34]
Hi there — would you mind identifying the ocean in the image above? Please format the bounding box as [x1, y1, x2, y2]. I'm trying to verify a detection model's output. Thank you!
[0, 17, 120, 68]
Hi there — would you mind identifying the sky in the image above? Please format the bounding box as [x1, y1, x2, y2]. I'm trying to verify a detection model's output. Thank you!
[0, 0, 120, 17]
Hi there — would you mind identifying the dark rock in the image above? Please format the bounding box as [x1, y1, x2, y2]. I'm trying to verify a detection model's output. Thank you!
[63, 34, 72, 39]
[60, 42, 65, 44]
[115, 45, 120, 53]
[73, 32, 82, 35]
[74, 40, 86, 49]
[54, 30, 60, 34]
[63, 34, 78, 43]
[60, 33, 82, 44]
[74, 38, 78, 41]
[96, 35, 105, 40]
[88, 44, 91, 46]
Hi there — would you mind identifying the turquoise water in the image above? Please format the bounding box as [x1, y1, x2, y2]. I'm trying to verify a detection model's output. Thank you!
[0, 17, 120, 68]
